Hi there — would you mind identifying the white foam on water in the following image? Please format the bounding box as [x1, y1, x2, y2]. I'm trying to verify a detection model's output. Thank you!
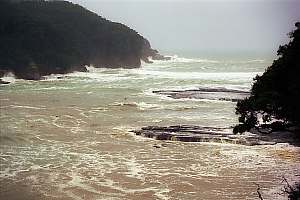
[0, 167, 18, 178]
[124, 157, 145, 180]
[10, 105, 46, 110]
[135, 69, 259, 81]
[31, 86, 76, 91]
[109, 102, 138, 108]
[1, 72, 16, 83]
[147, 91, 234, 104]
[86, 65, 107, 73]
[149, 55, 220, 64]
[70, 71, 132, 83]
[41, 67, 132, 84]
[136, 102, 163, 110]
[51, 115, 86, 134]
[244, 59, 266, 63]
[109, 101, 166, 111]
[78, 107, 107, 118]
[66, 173, 105, 196]
[3, 55, 297, 200]
[41, 73, 65, 81]
[112, 126, 136, 133]
[155, 187, 171, 200]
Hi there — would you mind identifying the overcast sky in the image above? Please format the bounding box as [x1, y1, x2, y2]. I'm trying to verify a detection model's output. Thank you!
[69, 0, 300, 56]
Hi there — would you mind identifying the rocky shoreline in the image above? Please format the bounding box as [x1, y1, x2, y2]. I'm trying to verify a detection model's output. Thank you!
[132, 125, 299, 146]
[130, 88, 300, 146]
[0, 0, 170, 81]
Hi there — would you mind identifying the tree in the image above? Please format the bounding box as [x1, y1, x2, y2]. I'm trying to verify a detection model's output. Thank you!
[234, 22, 300, 134]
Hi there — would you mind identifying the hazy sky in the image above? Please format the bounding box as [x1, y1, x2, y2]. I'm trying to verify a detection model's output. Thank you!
[69, 0, 300, 56]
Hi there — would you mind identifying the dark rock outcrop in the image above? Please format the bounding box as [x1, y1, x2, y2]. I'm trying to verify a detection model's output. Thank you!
[151, 53, 171, 61]
[132, 125, 298, 146]
[153, 87, 250, 102]
[0, 70, 9, 78]
[140, 40, 171, 63]
[0, 80, 10, 85]
[0, 0, 162, 80]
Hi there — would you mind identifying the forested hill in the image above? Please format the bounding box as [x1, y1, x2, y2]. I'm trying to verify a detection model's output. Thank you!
[0, 0, 160, 80]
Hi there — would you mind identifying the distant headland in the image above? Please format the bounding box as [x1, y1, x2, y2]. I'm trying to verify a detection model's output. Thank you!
[0, 0, 169, 80]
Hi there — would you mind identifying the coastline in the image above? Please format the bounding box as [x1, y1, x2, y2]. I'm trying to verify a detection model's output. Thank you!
[1, 56, 298, 199]
[132, 125, 300, 147]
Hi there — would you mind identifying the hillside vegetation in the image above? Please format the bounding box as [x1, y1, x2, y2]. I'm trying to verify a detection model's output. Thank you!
[0, 0, 158, 79]
[234, 23, 300, 134]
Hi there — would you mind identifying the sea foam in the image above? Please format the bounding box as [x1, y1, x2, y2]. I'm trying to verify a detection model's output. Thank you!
[1, 72, 16, 83]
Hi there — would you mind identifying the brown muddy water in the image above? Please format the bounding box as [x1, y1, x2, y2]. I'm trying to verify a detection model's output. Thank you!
[1, 57, 299, 199]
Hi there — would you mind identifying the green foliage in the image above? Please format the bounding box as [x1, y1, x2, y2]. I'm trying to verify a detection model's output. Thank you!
[282, 178, 300, 200]
[234, 23, 300, 134]
[0, 0, 151, 79]
[287, 183, 300, 200]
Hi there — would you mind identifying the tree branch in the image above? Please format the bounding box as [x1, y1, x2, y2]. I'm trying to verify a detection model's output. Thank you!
[255, 183, 264, 200]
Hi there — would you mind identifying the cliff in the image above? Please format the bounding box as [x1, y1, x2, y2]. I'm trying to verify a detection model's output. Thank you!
[0, 0, 163, 80]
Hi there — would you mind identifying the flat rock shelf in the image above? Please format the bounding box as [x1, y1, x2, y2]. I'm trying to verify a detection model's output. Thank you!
[132, 125, 299, 146]
[153, 88, 250, 102]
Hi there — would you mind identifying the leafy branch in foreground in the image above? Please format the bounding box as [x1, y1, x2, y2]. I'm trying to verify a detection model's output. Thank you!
[282, 177, 300, 200]
[234, 22, 300, 134]
[255, 179, 300, 200]
[255, 183, 264, 200]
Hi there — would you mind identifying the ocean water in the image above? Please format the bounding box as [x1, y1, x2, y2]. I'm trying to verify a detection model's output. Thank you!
[0, 55, 299, 199]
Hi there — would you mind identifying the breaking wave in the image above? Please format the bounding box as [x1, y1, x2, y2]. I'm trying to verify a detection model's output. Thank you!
[0, 72, 16, 84]
[149, 54, 220, 64]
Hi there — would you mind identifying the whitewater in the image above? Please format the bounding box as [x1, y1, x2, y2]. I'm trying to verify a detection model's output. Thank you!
[0, 55, 299, 199]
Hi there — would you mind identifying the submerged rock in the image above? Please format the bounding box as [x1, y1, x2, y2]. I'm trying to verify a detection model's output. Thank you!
[151, 53, 172, 61]
[131, 125, 295, 146]
[153, 87, 250, 102]
[0, 80, 10, 85]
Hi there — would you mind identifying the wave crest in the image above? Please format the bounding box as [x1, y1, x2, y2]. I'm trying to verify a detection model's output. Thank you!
[149, 55, 220, 64]
[1, 72, 16, 83]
